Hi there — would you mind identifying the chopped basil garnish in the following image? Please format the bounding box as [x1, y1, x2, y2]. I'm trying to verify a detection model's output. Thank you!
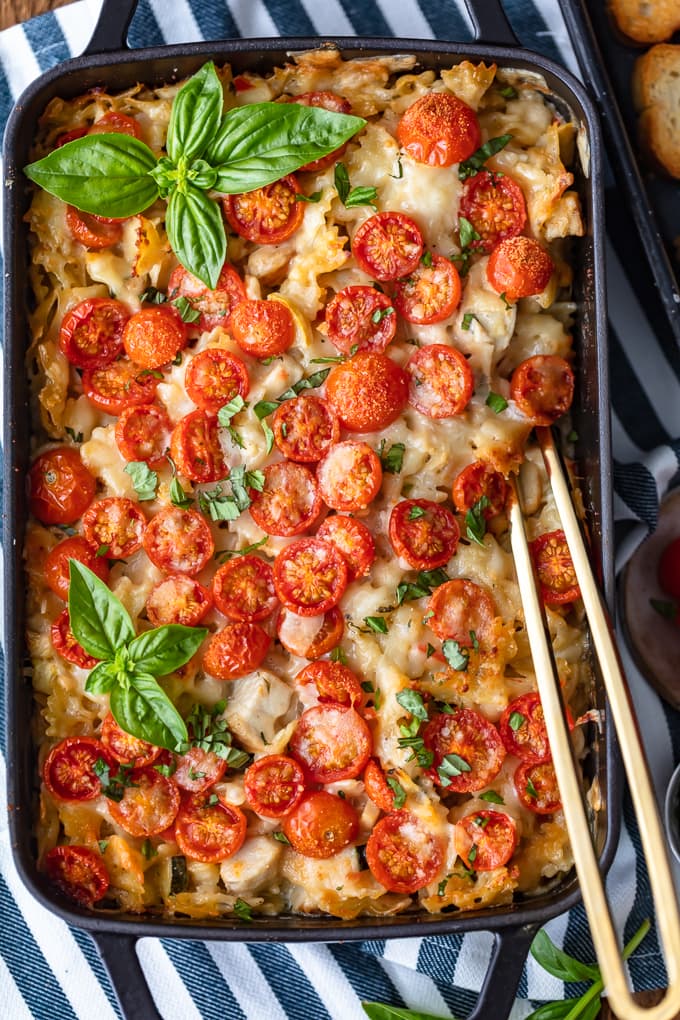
[273, 831, 291, 844]
[442, 639, 469, 672]
[98, 840, 109, 854]
[420, 250, 433, 268]
[486, 391, 508, 414]
[525, 777, 539, 799]
[172, 295, 201, 323]
[467, 844, 478, 863]
[277, 368, 331, 402]
[334, 163, 377, 209]
[330, 646, 348, 664]
[124, 461, 158, 501]
[509, 711, 525, 731]
[310, 355, 345, 364]
[465, 495, 490, 547]
[364, 616, 388, 634]
[296, 190, 322, 203]
[458, 134, 513, 181]
[408, 506, 426, 521]
[214, 536, 268, 563]
[217, 395, 247, 425]
[462, 312, 477, 331]
[141, 838, 158, 860]
[499, 85, 518, 99]
[499, 291, 512, 309]
[65, 426, 84, 443]
[94, 758, 136, 803]
[452, 216, 482, 275]
[371, 305, 394, 324]
[426, 643, 436, 657]
[379, 440, 405, 474]
[437, 752, 471, 787]
[183, 701, 249, 768]
[96, 544, 110, 558]
[396, 567, 449, 605]
[396, 689, 429, 721]
[479, 789, 505, 804]
[386, 775, 406, 810]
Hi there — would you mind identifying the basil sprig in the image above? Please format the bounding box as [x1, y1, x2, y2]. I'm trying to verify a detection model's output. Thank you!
[24, 62, 365, 288]
[68, 561, 207, 750]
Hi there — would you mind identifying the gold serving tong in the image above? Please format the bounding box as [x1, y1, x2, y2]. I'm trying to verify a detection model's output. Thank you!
[508, 426, 680, 1020]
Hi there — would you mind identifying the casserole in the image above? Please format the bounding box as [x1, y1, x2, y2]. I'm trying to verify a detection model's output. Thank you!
[3, 2, 619, 1019]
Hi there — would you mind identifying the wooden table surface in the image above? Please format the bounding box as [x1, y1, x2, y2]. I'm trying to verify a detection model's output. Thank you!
[1, 0, 71, 31]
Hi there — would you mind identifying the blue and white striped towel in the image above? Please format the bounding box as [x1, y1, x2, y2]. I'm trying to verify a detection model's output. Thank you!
[2, 2, 679, 1018]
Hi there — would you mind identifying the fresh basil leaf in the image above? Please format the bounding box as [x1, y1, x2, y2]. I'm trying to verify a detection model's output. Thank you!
[525, 999, 576, 1018]
[442, 639, 469, 671]
[386, 776, 406, 810]
[111, 673, 188, 751]
[254, 400, 279, 420]
[124, 461, 158, 501]
[380, 442, 405, 474]
[486, 391, 508, 414]
[140, 286, 166, 305]
[479, 789, 504, 804]
[172, 296, 202, 323]
[362, 1003, 449, 1020]
[408, 506, 426, 521]
[296, 190, 322, 203]
[84, 660, 119, 695]
[509, 711, 525, 731]
[25, 134, 159, 218]
[68, 561, 135, 660]
[128, 625, 208, 676]
[167, 61, 223, 164]
[198, 486, 241, 522]
[499, 85, 518, 100]
[530, 930, 600, 983]
[217, 395, 247, 426]
[233, 898, 253, 922]
[395, 689, 428, 721]
[461, 312, 477, 331]
[458, 216, 481, 250]
[364, 616, 388, 634]
[458, 134, 513, 181]
[207, 103, 366, 192]
[273, 831, 291, 844]
[65, 426, 84, 443]
[166, 182, 226, 290]
[170, 476, 193, 510]
[439, 753, 471, 777]
[277, 368, 331, 401]
[214, 537, 268, 562]
[345, 186, 378, 209]
[465, 495, 490, 547]
[334, 163, 350, 203]
[330, 646, 347, 664]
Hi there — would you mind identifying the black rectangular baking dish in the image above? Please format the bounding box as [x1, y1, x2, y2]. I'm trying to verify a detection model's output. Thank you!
[2, 2, 619, 1018]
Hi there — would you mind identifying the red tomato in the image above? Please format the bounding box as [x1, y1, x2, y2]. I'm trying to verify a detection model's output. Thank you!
[282, 790, 358, 859]
[510, 355, 575, 426]
[229, 299, 295, 359]
[82, 497, 146, 559]
[272, 395, 339, 462]
[145, 574, 213, 627]
[515, 760, 562, 814]
[324, 285, 397, 355]
[51, 609, 100, 669]
[212, 554, 277, 622]
[295, 660, 363, 708]
[244, 755, 306, 818]
[406, 343, 474, 418]
[397, 93, 481, 167]
[175, 793, 247, 863]
[122, 306, 187, 369]
[454, 810, 518, 870]
[44, 845, 109, 906]
[249, 461, 322, 537]
[66, 206, 123, 249]
[43, 737, 108, 802]
[82, 359, 159, 415]
[499, 693, 551, 764]
[427, 579, 497, 650]
[487, 236, 554, 300]
[59, 298, 128, 369]
[167, 263, 247, 333]
[423, 709, 506, 792]
[290, 704, 371, 783]
[393, 255, 462, 325]
[108, 766, 181, 837]
[202, 622, 271, 680]
[459, 171, 526, 252]
[174, 746, 228, 794]
[276, 606, 344, 659]
[317, 441, 383, 512]
[290, 91, 353, 171]
[363, 759, 398, 813]
[143, 507, 214, 575]
[366, 810, 444, 893]
[659, 537, 680, 601]
[273, 537, 348, 616]
[29, 447, 96, 525]
[56, 126, 88, 147]
[89, 111, 141, 138]
[389, 499, 460, 570]
[325, 351, 408, 432]
[115, 404, 171, 470]
[100, 713, 160, 768]
[223, 175, 304, 245]
[169, 409, 225, 484]
[452, 461, 508, 518]
[45, 536, 109, 601]
[316, 515, 375, 582]
[184, 348, 250, 414]
[352, 211, 424, 281]
[529, 529, 580, 606]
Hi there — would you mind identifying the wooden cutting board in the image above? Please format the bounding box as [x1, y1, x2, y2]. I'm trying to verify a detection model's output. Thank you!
[1, 0, 72, 31]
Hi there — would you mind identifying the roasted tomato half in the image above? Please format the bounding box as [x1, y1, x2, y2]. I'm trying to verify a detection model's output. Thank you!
[29, 447, 96, 525]
[59, 298, 128, 368]
[366, 810, 444, 893]
[423, 708, 506, 792]
[223, 175, 304, 245]
[397, 93, 481, 167]
[529, 529, 580, 605]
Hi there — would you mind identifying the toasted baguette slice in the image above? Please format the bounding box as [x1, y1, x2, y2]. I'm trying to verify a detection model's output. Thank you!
[609, 0, 680, 43]
[633, 44, 680, 178]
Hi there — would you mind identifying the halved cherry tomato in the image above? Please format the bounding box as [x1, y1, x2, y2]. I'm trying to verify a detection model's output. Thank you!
[427, 578, 497, 650]
[82, 359, 160, 414]
[406, 343, 474, 418]
[423, 709, 506, 792]
[452, 460, 508, 518]
[244, 755, 306, 818]
[510, 355, 575, 426]
[82, 497, 146, 559]
[29, 447, 96, 525]
[202, 621, 271, 680]
[59, 298, 128, 369]
[282, 790, 358, 859]
[487, 236, 554, 300]
[290, 704, 372, 783]
[659, 537, 680, 601]
[230, 299, 295, 359]
[89, 111, 141, 138]
[454, 810, 518, 870]
[276, 606, 344, 659]
[45, 536, 109, 601]
[529, 529, 580, 606]
[366, 810, 444, 893]
[115, 404, 171, 470]
[289, 91, 353, 172]
[223, 174, 304, 245]
[145, 574, 213, 627]
[169, 409, 225, 484]
[249, 461, 322, 537]
[175, 794, 247, 864]
[295, 660, 363, 708]
[66, 206, 123, 250]
[397, 93, 481, 167]
[325, 351, 408, 432]
[100, 713, 160, 768]
[515, 760, 561, 814]
[174, 746, 228, 794]
[363, 759, 398, 813]
[352, 211, 424, 281]
[389, 499, 459, 570]
[212, 554, 277, 622]
[143, 507, 214, 575]
[459, 171, 526, 253]
[167, 263, 247, 333]
[317, 441, 383, 512]
[56, 126, 88, 147]
[43, 737, 109, 802]
[324, 285, 397, 354]
[272, 395, 339, 463]
[393, 255, 462, 325]
[317, 515, 375, 582]
[122, 306, 187, 369]
[184, 348, 250, 414]
[44, 845, 109, 906]
[108, 766, 181, 837]
[273, 537, 348, 616]
[51, 609, 100, 669]
[499, 692, 551, 764]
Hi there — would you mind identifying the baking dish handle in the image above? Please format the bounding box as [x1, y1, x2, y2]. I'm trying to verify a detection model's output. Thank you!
[466, 922, 539, 1020]
[462, 0, 518, 47]
[92, 932, 163, 1020]
[83, 0, 137, 55]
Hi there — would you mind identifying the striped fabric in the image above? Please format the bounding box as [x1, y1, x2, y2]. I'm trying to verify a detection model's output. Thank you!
[1, 1, 679, 1017]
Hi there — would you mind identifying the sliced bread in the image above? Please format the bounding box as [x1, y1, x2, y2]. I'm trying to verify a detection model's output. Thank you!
[609, 0, 680, 44]
[632, 43, 680, 178]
